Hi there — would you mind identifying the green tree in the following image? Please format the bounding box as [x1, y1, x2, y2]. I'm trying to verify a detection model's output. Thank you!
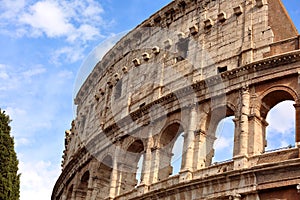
[0, 109, 20, 200]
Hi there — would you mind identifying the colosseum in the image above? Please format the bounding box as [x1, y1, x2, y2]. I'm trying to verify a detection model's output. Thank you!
[52, 0, 300, 199]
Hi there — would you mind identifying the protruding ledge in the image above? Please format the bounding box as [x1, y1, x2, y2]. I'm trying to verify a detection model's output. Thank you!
[234, 5, 243, 16]
[204, 18, 214, 29]
[256, 0, 266, 8]
[189, 25, 199, 35]
[217, 11, 227, 23]
[132, 58, 141, 67]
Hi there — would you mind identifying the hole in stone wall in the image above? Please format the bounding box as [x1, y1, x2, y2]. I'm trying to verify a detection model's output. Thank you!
[265, 100, 295, 152]
[139, 102, 146, 108]
[212, 116, 234, 164]
[218, 66, 228, 73]
[170, 132, 184, 175]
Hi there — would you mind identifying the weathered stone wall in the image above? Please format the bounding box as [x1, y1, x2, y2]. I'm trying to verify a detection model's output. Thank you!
[53, 0, 300, 200]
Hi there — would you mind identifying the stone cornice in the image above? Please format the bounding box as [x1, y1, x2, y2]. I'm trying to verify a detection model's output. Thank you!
[101, 50, 300, 138]
[114, 158, 300, 200]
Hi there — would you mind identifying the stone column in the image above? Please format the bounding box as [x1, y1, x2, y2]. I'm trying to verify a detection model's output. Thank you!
[193, 130, 208, 170]
[150, 146, 173, 183]
[234, 87, 250, 169]
[109, 147, 120, 198]
[239, 87, 250, 156]
[150, 146, 160, 183]
[140, 126, 154, 187]
[247, 94, 268, 158]
[180, 106, 197, 182]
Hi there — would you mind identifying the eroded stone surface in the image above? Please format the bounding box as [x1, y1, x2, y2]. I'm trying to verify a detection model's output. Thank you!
[52, 0, 300, 200]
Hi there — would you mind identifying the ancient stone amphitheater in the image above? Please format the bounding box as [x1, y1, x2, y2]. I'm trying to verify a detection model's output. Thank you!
[52, 0, 300, 199]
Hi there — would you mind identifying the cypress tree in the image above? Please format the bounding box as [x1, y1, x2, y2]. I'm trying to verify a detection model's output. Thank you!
[0, 109, 20, 200]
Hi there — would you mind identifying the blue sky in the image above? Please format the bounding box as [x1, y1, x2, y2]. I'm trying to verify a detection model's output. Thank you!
[0, 0, 299, 199]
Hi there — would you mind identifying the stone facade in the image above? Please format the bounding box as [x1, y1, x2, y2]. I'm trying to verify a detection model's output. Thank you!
[52, 0, 300, 199]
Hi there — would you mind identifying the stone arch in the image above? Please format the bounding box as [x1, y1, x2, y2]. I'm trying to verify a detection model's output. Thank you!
[157, 120, 187, 147]
[203, 103, 236, 166]
[94, 155, 113, 199]
[157, 122, 185, 181]
[260, 85, 298, 118]
[121, 136, 146, 153]
[76, 170, 90, 200]
[205, 103, 236, 135]
[119, 139, 145, 193]
[259, 85, 298, 152]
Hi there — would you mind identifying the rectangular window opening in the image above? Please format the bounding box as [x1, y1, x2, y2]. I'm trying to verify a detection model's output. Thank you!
[218, 66, 228, 73]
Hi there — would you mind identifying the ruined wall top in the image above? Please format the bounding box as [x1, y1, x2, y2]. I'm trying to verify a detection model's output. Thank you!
[74, 0, 298, 107]
[66, 0, 299, 166]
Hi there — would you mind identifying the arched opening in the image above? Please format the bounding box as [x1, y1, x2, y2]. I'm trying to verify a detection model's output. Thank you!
[265, 100, 295, 151]
[170, 132, 184, 175]
[120, 139, 144, 192]
[205, 106, 235, 166]
[158, 122, 184, 181]
[96, 156, 113, 199]
[77, 171, 89, 199]
[260, 89, 297, 153]
[212, 116, 235, 163]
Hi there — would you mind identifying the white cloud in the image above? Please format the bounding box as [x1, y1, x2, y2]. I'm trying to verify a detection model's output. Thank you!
[0, 0, 25, 21]
[22, 67, 46, 79]
[0, 64, 46, 92]
[20, 1, 74, 37]
[19, 160, 60, 200]
[214, 136, 232, 151]
[0, 64, 9, 80]
[15, 138, 31, 147]
[1, 0, 107, 43]
[0, 71, 9, 80]
[266, 101, 295, 134]
[51, 46, 85, 66]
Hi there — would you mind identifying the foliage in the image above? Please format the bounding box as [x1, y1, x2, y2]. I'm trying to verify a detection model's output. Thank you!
[0, 109, 20, 200]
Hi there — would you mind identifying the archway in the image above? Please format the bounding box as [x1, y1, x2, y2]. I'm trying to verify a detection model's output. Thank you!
[96, 156, 113, 199]
[265, 100, 295, 151]
[158, 122, 184, 181]
[76, 171, 89, 200]
[120, 139, 144, 192]
[212, 116, 235, 163]
[205, 105, 235, 166]
[260, 88, 297, 153]
[170, 132, 184, 175]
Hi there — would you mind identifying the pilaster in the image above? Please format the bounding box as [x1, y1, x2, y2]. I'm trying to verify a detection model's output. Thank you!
[180, 106, 197, 182]
[109, 147, 120, 198]
[193, 129, 208, 170]
[140, 126, 154, 187]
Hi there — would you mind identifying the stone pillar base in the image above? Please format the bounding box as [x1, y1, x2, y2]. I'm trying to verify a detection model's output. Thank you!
[179, 170, 193, 183]
[233, 155, 248, 170]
